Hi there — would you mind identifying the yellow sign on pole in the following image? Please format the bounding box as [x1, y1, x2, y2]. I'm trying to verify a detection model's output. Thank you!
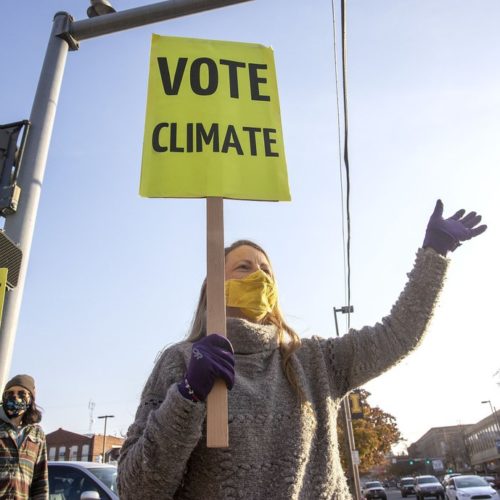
[140, 35, 291, 201]
[0, 268, 8, 326]
[349, 391, 364, 420]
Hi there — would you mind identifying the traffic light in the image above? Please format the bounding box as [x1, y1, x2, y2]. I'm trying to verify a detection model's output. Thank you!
[409, 460, 414, 465]
[0, 120, 30, 216]
[425, 459, 431, 464]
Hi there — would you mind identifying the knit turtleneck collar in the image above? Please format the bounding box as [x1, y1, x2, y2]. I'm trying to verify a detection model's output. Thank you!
[225, 317, 279, 354]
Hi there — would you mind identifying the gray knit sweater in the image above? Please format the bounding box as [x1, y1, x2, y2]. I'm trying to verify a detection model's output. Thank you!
[118, 248, 448, 499]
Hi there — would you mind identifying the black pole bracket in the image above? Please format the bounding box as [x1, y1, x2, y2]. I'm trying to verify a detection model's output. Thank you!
[0, 120, 31, 217]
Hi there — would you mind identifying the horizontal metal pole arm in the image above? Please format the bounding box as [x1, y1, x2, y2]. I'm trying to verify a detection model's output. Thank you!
[70, 0, 253, 41]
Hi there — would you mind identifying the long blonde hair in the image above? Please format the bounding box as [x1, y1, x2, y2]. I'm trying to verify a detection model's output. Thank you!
[186, 240, 304, 401]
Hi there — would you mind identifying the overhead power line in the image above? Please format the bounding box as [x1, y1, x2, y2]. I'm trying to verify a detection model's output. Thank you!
[330, 0, 353, 330]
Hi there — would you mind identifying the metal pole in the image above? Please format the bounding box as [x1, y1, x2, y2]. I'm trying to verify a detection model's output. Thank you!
[103, 418, 107, 462]
[0, 12, 71, 390]
[344, 402, 361, 500]
[334, 306, 361, 500]
[98, 414, 114, 463]
[70, 0, 252, 42]
[0, 0, 253, 391]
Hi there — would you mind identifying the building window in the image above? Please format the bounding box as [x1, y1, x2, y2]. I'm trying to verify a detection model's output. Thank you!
[49, 447, 56, 460]
[81, 444, 90, 461]
[69, 445, 78, 461]
[58, 446, 66, 460]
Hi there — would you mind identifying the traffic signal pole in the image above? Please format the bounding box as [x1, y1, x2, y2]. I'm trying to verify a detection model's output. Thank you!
[0, 13, 70, 389]
[334, 306, 361, 500]
[343, 398, 361, 500]
[0, 0, 253, 391]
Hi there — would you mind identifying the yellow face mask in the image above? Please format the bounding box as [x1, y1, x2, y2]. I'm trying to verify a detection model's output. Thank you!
[225, 269, 278, 322]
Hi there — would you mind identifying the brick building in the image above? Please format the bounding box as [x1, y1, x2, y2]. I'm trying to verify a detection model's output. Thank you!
[408, 424, 474, 473]
[46, 428, 124, 463]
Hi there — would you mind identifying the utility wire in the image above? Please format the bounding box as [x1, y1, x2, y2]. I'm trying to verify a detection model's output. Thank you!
[330, 0, 348, 306]
[330, 11, 361, 500]
[341, 0, 352, 327]
[331, 0, 352, 330]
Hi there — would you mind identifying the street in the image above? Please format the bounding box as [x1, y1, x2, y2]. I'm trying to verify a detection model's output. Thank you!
[360, 486, 414, 500]
[387, 489, 407, 500]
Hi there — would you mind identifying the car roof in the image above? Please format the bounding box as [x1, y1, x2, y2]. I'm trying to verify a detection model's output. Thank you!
[452, 475, 490, 480]
[48, 461, 116, 469]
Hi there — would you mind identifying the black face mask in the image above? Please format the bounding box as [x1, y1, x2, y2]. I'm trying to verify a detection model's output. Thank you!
[2, 395, 30, 418]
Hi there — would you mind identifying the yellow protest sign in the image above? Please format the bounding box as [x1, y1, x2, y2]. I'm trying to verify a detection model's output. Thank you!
[0, 268, 7, 326]
[140, 35, 291, 201]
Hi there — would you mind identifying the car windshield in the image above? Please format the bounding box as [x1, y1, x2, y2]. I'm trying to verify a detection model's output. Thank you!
[366, 482, 382, 488]
[87, 466, 118, 493]
[455, 477, 489, 488]
[418, 477, 438, 484]
[402, 479, 415, 485]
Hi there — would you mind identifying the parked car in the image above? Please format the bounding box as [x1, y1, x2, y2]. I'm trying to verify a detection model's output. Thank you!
[442, 473, 462, 488]
[445, 475, 499, 500]
[479, 476, 498, 489]
[400, 477, 416, 497]
[415, 475, 445, 500]
[48, 461, 119, 500]
[362, 480, 388, 500]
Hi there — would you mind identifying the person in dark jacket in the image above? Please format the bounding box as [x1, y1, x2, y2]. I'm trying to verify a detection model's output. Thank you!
[0, 374, 48, 499]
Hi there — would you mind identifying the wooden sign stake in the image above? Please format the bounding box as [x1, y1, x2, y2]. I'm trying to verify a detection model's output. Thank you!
[206, 197, 228, 448]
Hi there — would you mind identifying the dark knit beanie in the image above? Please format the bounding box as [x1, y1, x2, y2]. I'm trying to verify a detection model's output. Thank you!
[4, 374, 36, 398]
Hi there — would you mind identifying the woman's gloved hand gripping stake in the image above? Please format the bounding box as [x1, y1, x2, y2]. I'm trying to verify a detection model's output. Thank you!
[177, 198, 234, 447]
[206, 197, 232, 447]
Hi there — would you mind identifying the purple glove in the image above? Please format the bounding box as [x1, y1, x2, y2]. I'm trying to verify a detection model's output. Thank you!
[178, 334, 235, 402]
[423, 199, 487, 256]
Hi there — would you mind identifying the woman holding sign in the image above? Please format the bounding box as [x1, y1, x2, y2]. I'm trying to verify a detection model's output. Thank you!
[117, 200, 486, 500]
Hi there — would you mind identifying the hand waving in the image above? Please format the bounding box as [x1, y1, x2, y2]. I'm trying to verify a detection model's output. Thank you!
[423, 199, 487, 256]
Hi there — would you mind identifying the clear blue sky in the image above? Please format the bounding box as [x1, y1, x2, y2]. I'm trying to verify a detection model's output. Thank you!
[1, 0, 498, 449]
